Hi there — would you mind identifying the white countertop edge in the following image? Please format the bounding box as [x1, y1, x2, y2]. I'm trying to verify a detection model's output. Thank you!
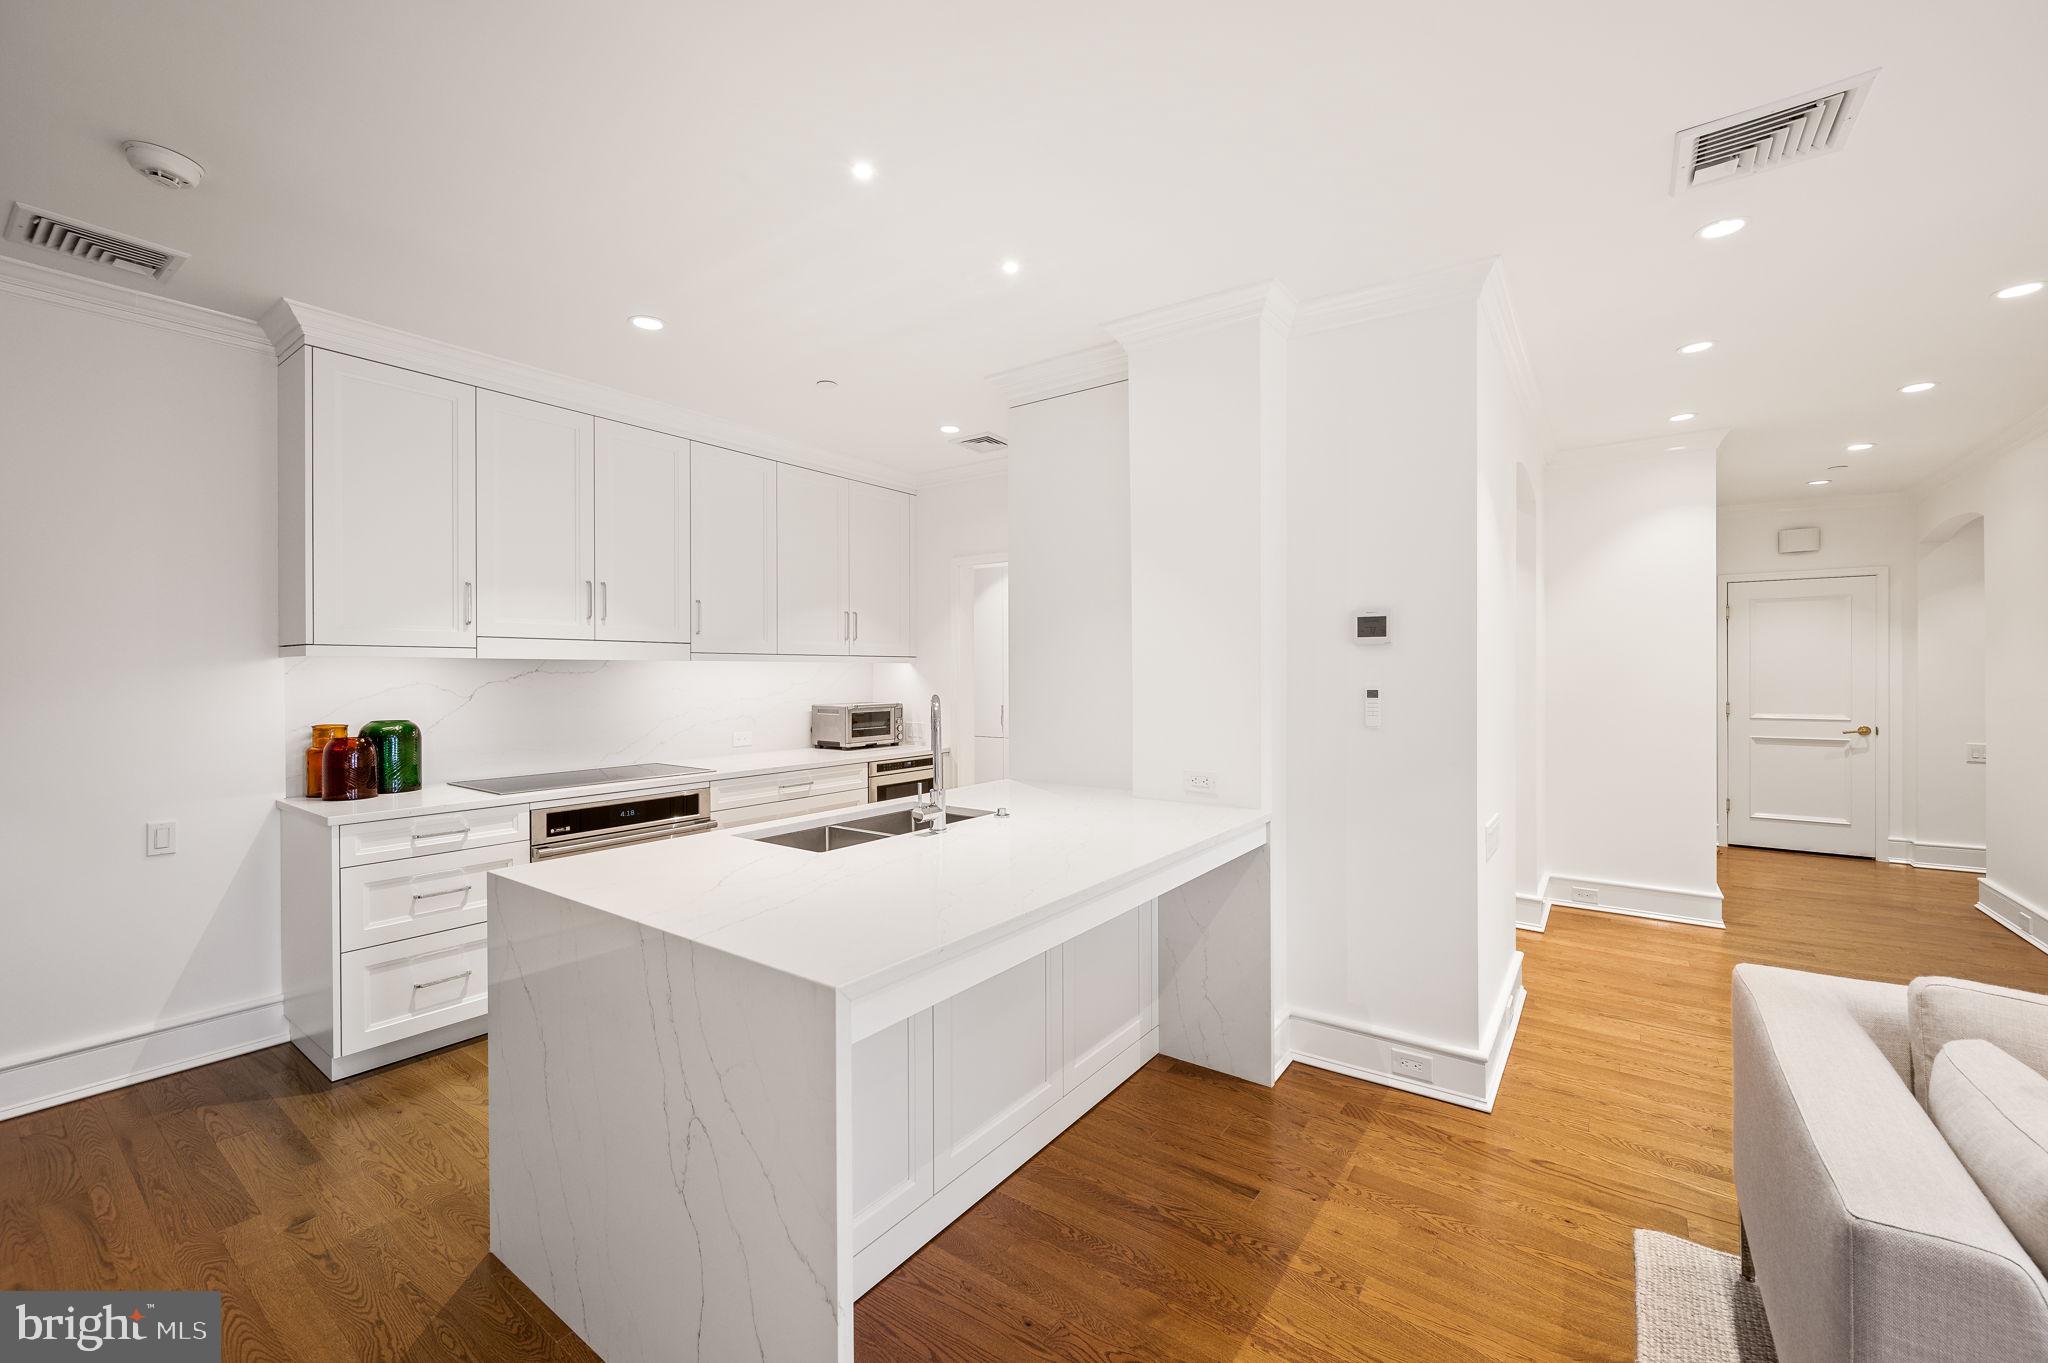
[276, 743, 932, 825]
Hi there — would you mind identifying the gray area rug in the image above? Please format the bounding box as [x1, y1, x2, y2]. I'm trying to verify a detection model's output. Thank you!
[1635, 1230, 1779, 1363]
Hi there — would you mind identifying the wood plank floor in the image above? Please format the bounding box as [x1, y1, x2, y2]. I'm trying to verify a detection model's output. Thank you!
[6, 847, 2045, 1361]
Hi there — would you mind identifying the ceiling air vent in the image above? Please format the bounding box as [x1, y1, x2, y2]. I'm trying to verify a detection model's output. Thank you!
[1671, 70, 1878, 194]
[952, 432, 1008, 452]
[4, 202, 189, 282]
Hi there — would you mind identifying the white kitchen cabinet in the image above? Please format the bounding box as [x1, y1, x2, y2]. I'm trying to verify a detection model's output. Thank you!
[595, 420, 690, 644]
[932, 949, 1064, 1189]
[777, 464, 851, 655]
[690, 444, 779, 654]
[707, 762, 867, 829]
[848, 482, 912, 657]
[294, 349, 477, 649]
[851, 1011, 935, 1252]
[477, 391, 595, 641]
[1063, 903, 1154, 1090]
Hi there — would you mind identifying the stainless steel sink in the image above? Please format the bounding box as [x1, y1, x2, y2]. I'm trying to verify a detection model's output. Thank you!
[751, 806, 991, 853]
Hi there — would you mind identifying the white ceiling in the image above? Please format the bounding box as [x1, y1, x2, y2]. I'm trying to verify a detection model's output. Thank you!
[3, 1, 2044, 501]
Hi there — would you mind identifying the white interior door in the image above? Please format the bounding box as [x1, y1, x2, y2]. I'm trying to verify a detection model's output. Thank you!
[688, 444, 778, 654]
[477, 392, 594, 639]
[1726, 575, 1883, 856]
[595, 420, 689, 643]
[776, 465, 850, 655]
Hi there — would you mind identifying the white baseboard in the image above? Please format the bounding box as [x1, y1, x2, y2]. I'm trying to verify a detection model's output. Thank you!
[1283, 953, 1526, 1112]
[1886, 837, 1988, 874]
[1515, 892, 1551, 932]
[1978, 878, 2048, 958]
[0, 996, 289, 1123]
[1543, 873, 1724, 927]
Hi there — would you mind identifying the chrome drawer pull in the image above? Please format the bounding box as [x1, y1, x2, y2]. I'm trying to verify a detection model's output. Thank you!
[410, 885, 469, 905]
[412, 970, 473, 995]
[411, 828, 468, 847]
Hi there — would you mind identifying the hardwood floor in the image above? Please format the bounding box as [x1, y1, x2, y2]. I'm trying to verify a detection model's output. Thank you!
[5, 848, 2045, 1361]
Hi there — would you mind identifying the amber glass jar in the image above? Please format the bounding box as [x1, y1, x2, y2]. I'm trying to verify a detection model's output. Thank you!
[304, 724, 349, 798]
[320, 736, 380, 801]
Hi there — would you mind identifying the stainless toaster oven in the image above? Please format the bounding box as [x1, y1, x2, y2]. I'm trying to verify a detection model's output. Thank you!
[810, 702, 903, 749]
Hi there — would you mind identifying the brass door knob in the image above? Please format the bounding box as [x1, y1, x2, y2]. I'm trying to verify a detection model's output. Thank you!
[1842, 725, 1874, 736]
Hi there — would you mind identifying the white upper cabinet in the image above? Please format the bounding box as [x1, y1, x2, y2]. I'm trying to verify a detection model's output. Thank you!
[777, 464, 851, 655]
[595, 420, 690, 645]
[690, 444, 778, 654]
[306, 350, 477, 649]
[477, 392, 595, 640]
[848, 482, 912, 657]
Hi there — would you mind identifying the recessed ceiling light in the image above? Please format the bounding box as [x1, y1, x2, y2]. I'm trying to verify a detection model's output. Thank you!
[849, 160, 876, 182]
[628, 315, 664, 331]
[1669, 412, 1697, 423]
[1995, 281, 2043, 300]
[815, 378, 839, 390]
[938, 424, 960, 435]
[1845, 442, 1875, 452]
[1000, 258, 1021, 276]
[1899, 381, 1936, 394]
[1807, 479, 1832, 486]
[1696, 217, 1746, 240]
[1678, 340, 1714, 354]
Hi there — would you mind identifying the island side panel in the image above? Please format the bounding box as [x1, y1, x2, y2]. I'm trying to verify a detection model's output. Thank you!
[491, 877, 851, 1363]
[1157, 845, 1276, 1085]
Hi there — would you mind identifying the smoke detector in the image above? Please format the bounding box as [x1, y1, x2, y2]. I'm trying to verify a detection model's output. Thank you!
[122, 141, 205, 190]
[1671, 70, 1878, 194]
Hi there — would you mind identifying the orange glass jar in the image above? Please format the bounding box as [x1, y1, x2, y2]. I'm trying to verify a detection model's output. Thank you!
[304, 724, 349, 798]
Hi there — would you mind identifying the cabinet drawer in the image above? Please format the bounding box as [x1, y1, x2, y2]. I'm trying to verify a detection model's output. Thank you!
[340, 843, 528, 952]
[339, 923, 488, 1057]
[710, 764, 866, 815]
[714, 789, 865, 831]
[337, 804, 527, 867]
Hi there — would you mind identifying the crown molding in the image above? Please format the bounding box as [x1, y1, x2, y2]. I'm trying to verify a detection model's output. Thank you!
[1103, 280, 1297, 351]
[0, 251, 270, 353]
[1475, 260, 1555, 457]
[915, 456, 1009, 490]
[1910, 397, 2048, 500]
[261, 298, 920, 493]
[1294, 258, 1495, 336]
[986, 343, 1128, 407]
[1546, 426, 1731, 471]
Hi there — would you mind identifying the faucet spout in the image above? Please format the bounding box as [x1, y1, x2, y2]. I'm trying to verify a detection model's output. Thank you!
[915, 694, 948, 832]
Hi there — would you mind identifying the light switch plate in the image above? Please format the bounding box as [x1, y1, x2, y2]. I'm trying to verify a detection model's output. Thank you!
[1966, 742, 1987, 764]
[146, 821, 176, 857]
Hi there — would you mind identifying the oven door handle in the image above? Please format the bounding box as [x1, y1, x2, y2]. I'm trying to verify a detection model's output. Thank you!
[532, 818, 718, 860]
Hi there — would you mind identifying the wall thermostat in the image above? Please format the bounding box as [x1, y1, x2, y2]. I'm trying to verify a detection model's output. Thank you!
[1355, 614, 1388, 641]
[1363, 688, 1383, 728]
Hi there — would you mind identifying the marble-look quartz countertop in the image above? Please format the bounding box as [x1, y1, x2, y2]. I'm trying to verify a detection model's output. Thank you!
[275, 743, 933, 826]
[493, 777, 1269, 994]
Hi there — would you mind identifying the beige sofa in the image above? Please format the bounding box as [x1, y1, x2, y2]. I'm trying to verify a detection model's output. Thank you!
[1731, 964, 2048, 1362]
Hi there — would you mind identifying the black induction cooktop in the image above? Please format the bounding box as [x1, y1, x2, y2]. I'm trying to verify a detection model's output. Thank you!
[449, 763, 713, 796]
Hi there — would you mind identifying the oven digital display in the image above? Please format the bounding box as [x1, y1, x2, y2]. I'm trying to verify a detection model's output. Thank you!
[545, 791, 703, 839]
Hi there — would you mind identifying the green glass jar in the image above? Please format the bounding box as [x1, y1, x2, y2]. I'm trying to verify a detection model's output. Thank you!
[359, 719, 423, 794]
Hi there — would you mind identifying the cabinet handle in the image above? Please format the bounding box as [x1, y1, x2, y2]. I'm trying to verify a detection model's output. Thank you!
[462, 581, 474, 627]
[410, 885, 470, 906]
[693, 598, 703, 636]
[600, 581, 609, 621]
[853, 610, 859, 642]
[411, 970, 472, 997]
[411, 828, 468, 848]
[584, 579, 594, 619]
[778, 780, 814, 796]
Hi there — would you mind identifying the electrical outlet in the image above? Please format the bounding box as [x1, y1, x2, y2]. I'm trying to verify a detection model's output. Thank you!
[1484, 813, 1502, 861]
[145, 821, 177, 857]
[2021, 910, 2036, 938]
[1572, 884, 1600, 905]
[1183, 771, 1217, 797]
[732, 731, 753, 748]
[1966, 742, 1987, 764]
[1391, 1049, 1432, 1083]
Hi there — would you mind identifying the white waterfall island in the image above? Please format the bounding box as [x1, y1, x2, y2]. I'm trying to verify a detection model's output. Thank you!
[488, 777, 1273, 1363]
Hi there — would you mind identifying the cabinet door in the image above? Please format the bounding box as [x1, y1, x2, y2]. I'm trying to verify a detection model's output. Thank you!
[477, 392, 594, 639]
[310, 351, 476, 647]
[776, 465, 850, 655]
[932, 950, 1063, 1189]
[595, 420, 690, 643]
[689, 445, 778, 654]
[852, 1011, 934, 1252]
[1063, 905, 1150, 1090]
[848, 483, 912, 657]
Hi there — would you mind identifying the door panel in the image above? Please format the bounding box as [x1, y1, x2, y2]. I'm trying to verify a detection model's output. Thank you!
[688, 445, 778, 654]
[477, 392, 594, 639]
[848, 483, 912, 656]
[595, 421, 690, 643]
[1727, 576, 1882, 856]
[310, 351, 476, 647]
[851, 1011, 934, 1251]
[777, 465, 850, 655]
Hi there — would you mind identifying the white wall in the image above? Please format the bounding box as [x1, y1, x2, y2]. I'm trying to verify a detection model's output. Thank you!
[1513, 463, 1546, 921]
[1914, 517, 1986, 860]
[1717, 496, 1918, 852]
[0, 287, 284, 1093]
[1546, 445, 1721, 921]
[1006, 383, 1132, 788]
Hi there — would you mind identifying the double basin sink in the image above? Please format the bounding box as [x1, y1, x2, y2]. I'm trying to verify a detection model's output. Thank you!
[748, 805, 991, 854]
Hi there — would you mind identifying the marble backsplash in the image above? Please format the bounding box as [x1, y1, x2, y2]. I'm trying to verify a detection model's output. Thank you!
[282, 656, 880, 795]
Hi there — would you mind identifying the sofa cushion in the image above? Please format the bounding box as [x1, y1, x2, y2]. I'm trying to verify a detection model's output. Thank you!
[1909, 977, 2048, 1105]
[1932, 1039, 2048, 1271]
